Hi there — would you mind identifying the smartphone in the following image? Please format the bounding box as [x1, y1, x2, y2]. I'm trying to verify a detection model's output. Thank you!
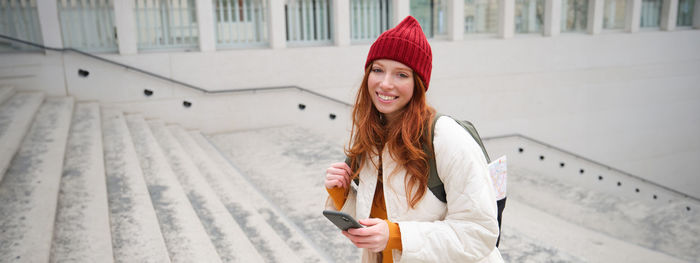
[323, 210, 364, 231]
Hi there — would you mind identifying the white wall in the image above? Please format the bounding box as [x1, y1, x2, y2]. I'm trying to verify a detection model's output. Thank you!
[102, 89, 352, 142]
[484, 136, 696, 206]
[0, 50, 67, 96]
[1, 30, 699, 199]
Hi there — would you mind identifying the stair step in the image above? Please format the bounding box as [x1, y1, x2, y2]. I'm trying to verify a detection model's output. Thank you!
[101, 108, 170, 263]
[124, 115, 221, 263]
[504, 198, 688, 263]
[50, 103, 113, 262]
[0, 86, 15, 105]
[190, 131, 321, 263]
[152, 122, 265, 263]
[207, 126, 354, 262]
[0, 97, 74, 262]
[167, 125, 265, 263]
[506, 165, 700, 261]
[0, 92, 44, 181]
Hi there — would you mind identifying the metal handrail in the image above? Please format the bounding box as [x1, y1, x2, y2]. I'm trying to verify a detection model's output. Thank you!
[484, 133, 699, 203]
[0, 33, 352, 107]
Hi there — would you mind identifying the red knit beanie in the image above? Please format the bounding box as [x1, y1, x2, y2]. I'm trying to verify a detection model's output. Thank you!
[365, 16, 433, 91]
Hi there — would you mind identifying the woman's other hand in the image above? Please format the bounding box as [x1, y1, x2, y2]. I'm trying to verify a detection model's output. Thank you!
[343, 218, 390, 253]
[325, 162, 352, 189]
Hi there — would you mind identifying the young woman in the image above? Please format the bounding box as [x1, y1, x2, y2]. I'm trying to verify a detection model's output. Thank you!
[324, 16, 503, 263]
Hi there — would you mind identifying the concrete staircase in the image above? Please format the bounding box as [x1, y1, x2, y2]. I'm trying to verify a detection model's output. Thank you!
[0, 87, 325, 263]
[209, 124, 699, 263]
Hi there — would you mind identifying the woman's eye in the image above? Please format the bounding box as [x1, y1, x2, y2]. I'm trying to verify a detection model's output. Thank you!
[371, 68, 383, 73]
[398, 73, 409, 78]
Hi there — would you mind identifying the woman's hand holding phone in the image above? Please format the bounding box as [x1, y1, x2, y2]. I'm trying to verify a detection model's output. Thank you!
[325, 162, 352, 189]
[324, 163, 389, 252]
[323, 211, 389, 253]
[343, 218, 390, 253]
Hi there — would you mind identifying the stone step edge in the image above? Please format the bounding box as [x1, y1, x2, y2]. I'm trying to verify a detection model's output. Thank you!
[100, 108, 171, 263]
[50, 102, 114, 263]
[150, 120, 257, 262]
[0, 92, 45, 182]
[191, 131, 332, 263]
[124, 115, 221, 263]
[186, 129, 304, 263]
[166, 124, 266, 263]
[0, 96, 74, 262]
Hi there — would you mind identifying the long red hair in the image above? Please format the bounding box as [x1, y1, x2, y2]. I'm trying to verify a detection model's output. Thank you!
[346, 63, 436, 208]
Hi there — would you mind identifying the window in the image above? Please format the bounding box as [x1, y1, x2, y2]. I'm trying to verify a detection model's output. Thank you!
[350, 0, 392, 42]
[411, 0, 448, 38]
[603, 0, 625, 29]
[515, 0, 544, 33]
[58, 0, 118, 52]
[135, 0, 199, 50]
[464, 0, 498, 34]
[285, 0, 332, 45]
[0, 0, 43, 51]
[640, 0, 662, 28]
[677, 0, 695, 26]
[561, 0, 588, 32]
[214, 0, 268, 47]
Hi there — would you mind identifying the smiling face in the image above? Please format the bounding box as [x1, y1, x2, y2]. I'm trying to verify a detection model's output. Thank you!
[367, 59, 415, 122]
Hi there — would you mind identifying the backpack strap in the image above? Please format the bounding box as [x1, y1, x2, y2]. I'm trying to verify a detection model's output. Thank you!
[346, 113, 490, 203]
[426, 113, 446, 202]
[427, 113, 491, 203]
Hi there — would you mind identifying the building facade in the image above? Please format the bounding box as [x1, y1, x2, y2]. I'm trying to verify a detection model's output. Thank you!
[2, 0, 698, 53]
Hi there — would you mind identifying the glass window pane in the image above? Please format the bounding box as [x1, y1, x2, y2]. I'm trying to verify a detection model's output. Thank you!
[135, 0, 200, 50]
[640, 0, 662, 28]
[0, 0, 44, 51]
[433, 0, 448, 36]
[410, 0, 447, 38]
[464, 0, 499, 34]
[285, 0, 333, 45]
[677, 0, 695, 26]
[350, 0, 392, 42]
[515, 0, 544, 33]
[58, 0, 118, 52]
[411, 0, 432, 37]
[603, 0, 626, 29]
[561, 0, 588, 32]
[215, 0, 269, 48]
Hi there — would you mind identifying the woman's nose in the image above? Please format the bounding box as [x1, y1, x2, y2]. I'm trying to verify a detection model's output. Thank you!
[379, 75, 393, 89]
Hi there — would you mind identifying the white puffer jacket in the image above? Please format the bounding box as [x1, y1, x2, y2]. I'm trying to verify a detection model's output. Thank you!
[326, 116, 504, 263]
